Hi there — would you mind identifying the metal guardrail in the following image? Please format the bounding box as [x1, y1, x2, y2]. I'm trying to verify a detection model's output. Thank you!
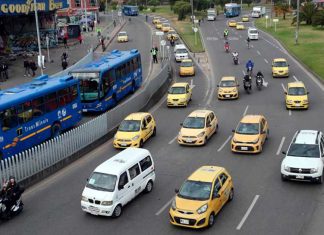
[0, 61, 171, 187]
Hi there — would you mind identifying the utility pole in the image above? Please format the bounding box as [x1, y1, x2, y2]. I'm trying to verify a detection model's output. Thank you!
[33, 0, 43, 75]
[190, 0, 194, 25]
[82, 0, 88, 32]
[295, 0, 300, 45]
[270, 0, 273, 27]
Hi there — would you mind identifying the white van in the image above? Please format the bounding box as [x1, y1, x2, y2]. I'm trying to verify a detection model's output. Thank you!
[81, 148, 155, 217]
[248, 27, 259, 40]
[174, 44, 189, 62]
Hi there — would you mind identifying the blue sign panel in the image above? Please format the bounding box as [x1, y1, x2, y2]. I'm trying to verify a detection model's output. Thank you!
[0, 0, 68, 15]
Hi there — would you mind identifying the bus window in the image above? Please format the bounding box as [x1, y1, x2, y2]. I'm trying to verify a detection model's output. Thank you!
[17, 101, 33, 123]
[1, 108, 18, 131]
[121, 64, 126, 77]
[45, 93, 58, 112]
[71, 85, 78, 100]
[129, 60, 134, 73]
[137, 56, 141, 67]
[102, 70, 112, 96]
[116, 67, 121, 81]
[58, 87, 72, 106]
[31, 97, 44, 117]
[126, 61, 130, 74]
[133, 58, 138, 70]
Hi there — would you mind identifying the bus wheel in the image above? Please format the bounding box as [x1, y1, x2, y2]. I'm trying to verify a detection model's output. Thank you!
[51, 123, 61, 138]
[131, 82, 136, 94]
[0, 151, 3, 161]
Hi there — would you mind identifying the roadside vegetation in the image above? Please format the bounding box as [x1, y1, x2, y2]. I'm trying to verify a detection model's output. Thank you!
[255, 2, 324, 80]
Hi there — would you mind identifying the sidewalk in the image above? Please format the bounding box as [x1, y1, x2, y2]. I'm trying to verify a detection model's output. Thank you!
[0, 13, 124, 90]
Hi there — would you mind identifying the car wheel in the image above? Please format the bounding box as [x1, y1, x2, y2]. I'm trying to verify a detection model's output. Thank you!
[228, 188, 234, 202]
[112, 204, 122, 218]
[203, 137, 207, 146]
[189, 95, 192, 101]
[281, 174, 287, 182]
[152, 127, 156, 137]
[139, 139, 144, 148]
[266, 129, 269, 140]
[208, 213, 215, 227]
[144, 180, 154, 193]
[317, 173, 323, 184]
[215, 124, 219, 134]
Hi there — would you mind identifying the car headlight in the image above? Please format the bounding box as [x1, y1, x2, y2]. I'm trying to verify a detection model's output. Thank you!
[197, 132, 205, 138]
[218, 88, 223, 92]
[101, 201, 113, 206]
[303, 100, 308, 103]
[310, 168, 318, 173]
[171, 199, 176, 210]
[81, 196, 88, 202]
[232, 137, 238, 143]
[132, 135, 140, 141]
[114, 134, 117, 140]
[252, 138, 259, 144]
[197, 204, 208, 214]
[232, 88, 237, 92]
[286, 100, 293, 104]
[284, 165, 290, 172]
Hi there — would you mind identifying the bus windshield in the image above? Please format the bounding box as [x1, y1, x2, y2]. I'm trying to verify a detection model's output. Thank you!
[71, 72, 100, 102]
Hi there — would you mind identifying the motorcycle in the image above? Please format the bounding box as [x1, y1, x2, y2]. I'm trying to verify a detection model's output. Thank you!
[170, 40, 175, 47]
[256, 75, 263, 90]
[247, 66, 253, 76]
[243, 76, 252, 94]
[0, 196, 24, 219]
[225, 45, 230, 53]
[233, 56, 239, 65]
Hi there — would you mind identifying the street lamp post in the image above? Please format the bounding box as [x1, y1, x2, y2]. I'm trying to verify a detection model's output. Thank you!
[33, 0, 43, 75]
[82, 0, 88, 32]
[190, 0, 194, 25]
[270, 0, 273, 27]
[295, 0, 300, 45]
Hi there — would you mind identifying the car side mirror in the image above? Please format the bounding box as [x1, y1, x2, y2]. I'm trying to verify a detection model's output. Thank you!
[180, 123, 183, 126]
[232, 129, 235, 133]
[237, 84, 240, 87]
[213, 193, 220, 199]
[217, 85, 219, 87]
[142, 126, 147, 130]
[86, 178, 89, 182]
[307, 92, 309, 94]
[284, 91, 287, 95]
[282, 151, 286, 155]
[118, 185, 124, 190]
[175, 188, 179, 193]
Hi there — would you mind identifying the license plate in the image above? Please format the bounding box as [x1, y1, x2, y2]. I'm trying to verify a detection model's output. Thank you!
[82, 109, 88, 112]
[296, 175, 304, 179]
[295, 104, 300, 106]
[120, 143, 127, 146]
[180, 219, 189, 225]
[241, 147, 248, 150]
[225, 95, 230, 98]
[185, 139, 193, 143]
[89, 206, 99, 215]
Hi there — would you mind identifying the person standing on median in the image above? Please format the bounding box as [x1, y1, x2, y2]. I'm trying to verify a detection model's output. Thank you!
[150, 47, 158, 64]
[23, 59, 30, 77]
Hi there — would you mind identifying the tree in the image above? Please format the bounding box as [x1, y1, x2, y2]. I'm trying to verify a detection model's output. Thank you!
[292, 2, 317, 25]
[244, 0, 252, 7]
[173, 1, 191, 20]
[148, 0, 159, 6]
[275, 2, 290, 20]
[312, 10, 324, 27]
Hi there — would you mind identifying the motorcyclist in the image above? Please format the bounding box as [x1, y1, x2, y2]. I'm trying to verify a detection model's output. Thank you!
[246, 59, 254, 74]
[224, 28, 229, 39]
[0, 182, 10, 216]
[6, 176, 23, 210]
[224, 41, 230, 51]
[61, 52, 68, 62]
[170, 35, 175, 47]
[256, 71, 264, 79]
[246, 37, 251, 48]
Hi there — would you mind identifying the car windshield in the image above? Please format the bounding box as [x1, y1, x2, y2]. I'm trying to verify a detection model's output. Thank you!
[169, 87, 186, 94]
[118, 120, 141, 132]
[249, 30, 258, 34]
[86, 172, 117, 192]
[176, 49, 187, 54]
[274, 61, 287, 67]
[183, 117, 205, 129]
[180, 62, 193, 67]
[288, 87, 306, 96]
[287, 143, 320, 158]
[220, 80, 236, 87]
[236, 122, 259, 135]
[71, 72, 99, 102]
[119, 32, 127, 36]
[178, 180, 212, 201]
[163, 23, 170, 27]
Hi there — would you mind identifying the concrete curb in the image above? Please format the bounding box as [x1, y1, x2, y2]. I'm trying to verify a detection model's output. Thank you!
[257, 27, 324, 89]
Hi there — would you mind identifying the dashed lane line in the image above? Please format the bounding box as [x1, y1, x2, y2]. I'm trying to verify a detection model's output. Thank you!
[289, 110, 292, 116]
[243, 105, 249, 116]
[276, 137, 286, 155]
[293, 75, 298, 81]
[242, 70, 246, 76]
[257, 50, 261, 55]
[264, 58, 269, 64]
[217, 135, 232, 152]
[155, 197, 174, 216]
[281, 83, 286, 92]
[168, 135, 178, 145]
[236, 195, 260, 230]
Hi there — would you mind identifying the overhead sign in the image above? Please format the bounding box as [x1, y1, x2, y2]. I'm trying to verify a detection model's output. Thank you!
[0, 0, 68, 15]
[194, 19, 199, 24]
[273, 19, 279, 22]
[193, 27, 198, 33]
[160, 40, 166, 46]
[265, 15, 269, 19]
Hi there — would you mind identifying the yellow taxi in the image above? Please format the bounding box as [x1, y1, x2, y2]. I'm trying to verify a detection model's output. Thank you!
[152, 17, 161, 24]
[155, 21, 163, 29]
[113, 112, 156, 148]
[272, 58, 289, 78]
[117, 31, 128, 42]
[217, 76, 239, 100]
[169, 166, 234, 228]
[228, 20, 237, 27]
[179, 59, 195, 76]
[167, 82, 192, 107]
[231, 115, 269, 153]
[178, 110, 218, 146]
[236, 22, 245, 30]
[242, 15, 249, 22]
[285, 81, 309, 110]
[162, 23, 171, 32]
[167, 29, 179, 41]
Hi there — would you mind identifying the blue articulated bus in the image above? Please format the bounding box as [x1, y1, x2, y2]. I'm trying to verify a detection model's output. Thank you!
[70, 49, 142, 113]
[0, 75, 82, 160]
[122, 5, 139, 16]
[224, 3, 241, 17]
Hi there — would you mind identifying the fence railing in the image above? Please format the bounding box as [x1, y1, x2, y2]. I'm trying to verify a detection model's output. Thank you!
[0, 61, 171, 187]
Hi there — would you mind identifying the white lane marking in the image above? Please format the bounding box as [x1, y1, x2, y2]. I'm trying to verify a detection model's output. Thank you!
[293, 75, 298, 81]
[190, 79, 196, 89]
[260, 36, 286, 53]
[257, 50, 261, 55]
[155, 197, 174, 216]
[264, 58, 269, 64]
[236, 195, 260, 230]
[151, 95, 167, 114]
[168, 135, 178, 145]
[276, 137, 286, 155]
[289, 110, 292, 116]
[242, 70, 246, 76]
[281, 83, 286, 92]
[251, 44, 254, 48]
[243, 105, 249, 116]
[217, 135, 232, 152]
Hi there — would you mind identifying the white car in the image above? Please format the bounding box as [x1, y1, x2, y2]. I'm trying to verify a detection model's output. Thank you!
[281, 130, 324, 183]
[174, 44, 189, 62]
[248, 27, 259, 40]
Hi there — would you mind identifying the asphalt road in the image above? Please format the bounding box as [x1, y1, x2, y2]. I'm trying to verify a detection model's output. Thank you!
[1, 14, 324, 235]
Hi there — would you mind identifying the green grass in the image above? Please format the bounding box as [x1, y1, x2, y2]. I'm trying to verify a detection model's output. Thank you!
[151, 5, 205, 53]
[255, 17, 324, 80]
